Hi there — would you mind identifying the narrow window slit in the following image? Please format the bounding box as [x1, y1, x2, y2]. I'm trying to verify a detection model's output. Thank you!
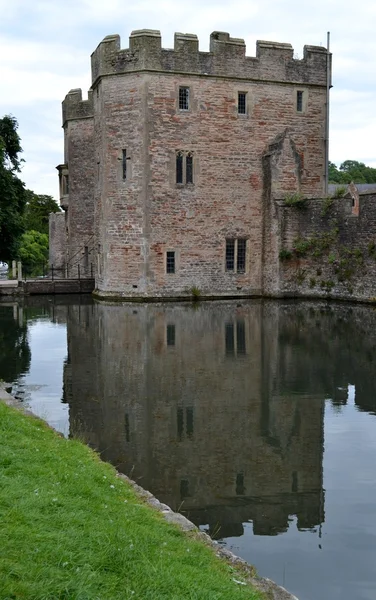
[238, 92, 247, 115]
[122, 149, 129, 180]
[179, 87, 189, 110]
[226, 239, 235, 271]
[237, 239, 247, 273]
[166, 251, 175, 274]
[176, 152, 183, 184]
[297, 91, 303, 112]
[186, 153, 193, 184]
[166, 324, 175, 346]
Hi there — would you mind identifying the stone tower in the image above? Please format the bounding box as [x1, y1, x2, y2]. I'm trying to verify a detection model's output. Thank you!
[59, 29, 330, 298]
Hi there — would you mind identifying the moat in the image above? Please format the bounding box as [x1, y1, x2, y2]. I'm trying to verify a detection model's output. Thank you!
[1, 296, 376, 600]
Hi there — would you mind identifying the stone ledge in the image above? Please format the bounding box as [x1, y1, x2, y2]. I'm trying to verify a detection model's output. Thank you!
[115, 471, 299, 599]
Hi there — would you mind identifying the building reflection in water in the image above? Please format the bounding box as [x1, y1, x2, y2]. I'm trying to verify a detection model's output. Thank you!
[63, 300, 333, 539]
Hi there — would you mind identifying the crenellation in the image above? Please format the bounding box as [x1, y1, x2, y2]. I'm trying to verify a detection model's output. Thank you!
[209, 31, 246, 54]
[256, 40, 293, 59]
[91, 34, 121, 84]
[62, 88, 93, 125]
[89, 31, 329, 86]
[172, 32, 200, 72]
[129, 29, 162, 71]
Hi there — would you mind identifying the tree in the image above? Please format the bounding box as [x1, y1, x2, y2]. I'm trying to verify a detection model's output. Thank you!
[0, 115, 27, 262]
[329, 159, 376, 184]
[24, 191, 61, 235]
[328, 161, 342, 183]
[18, 230, 49, 276]
[0, 306, 31, 382]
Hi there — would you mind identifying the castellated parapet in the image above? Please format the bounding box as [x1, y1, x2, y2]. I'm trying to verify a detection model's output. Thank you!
[90, 30, 329, 87]
[62, 88, 94, 124]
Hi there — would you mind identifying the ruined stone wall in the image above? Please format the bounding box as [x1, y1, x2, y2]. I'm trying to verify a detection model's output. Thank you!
[89, 30, 327, 299]
[276, 192, 376, 301]
[49, 212, 66, 272]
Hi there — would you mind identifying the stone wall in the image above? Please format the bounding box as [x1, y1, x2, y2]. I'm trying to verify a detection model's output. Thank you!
[49, 212, 66, 272]
[276, 191, 376, 301]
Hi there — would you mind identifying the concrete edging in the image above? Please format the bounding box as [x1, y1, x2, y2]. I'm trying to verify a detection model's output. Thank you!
[0, 385, 298, 600]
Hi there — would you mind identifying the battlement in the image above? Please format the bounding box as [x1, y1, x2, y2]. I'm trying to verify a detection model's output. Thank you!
[90, 30, 329, 87]
[62, 88, 94, 125]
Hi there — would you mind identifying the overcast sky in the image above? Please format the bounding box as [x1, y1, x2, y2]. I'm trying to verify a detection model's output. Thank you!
[0, 0, 375, 199]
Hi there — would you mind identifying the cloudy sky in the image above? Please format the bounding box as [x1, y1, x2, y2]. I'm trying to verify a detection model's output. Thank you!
[0, 0, 375, 199]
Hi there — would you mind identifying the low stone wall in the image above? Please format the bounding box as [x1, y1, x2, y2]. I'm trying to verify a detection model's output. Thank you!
[276, 191, 376, 301]
[24, 279, 95, 295]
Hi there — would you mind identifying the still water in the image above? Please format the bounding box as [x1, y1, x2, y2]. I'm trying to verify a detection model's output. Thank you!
[1, 296, 376, 600]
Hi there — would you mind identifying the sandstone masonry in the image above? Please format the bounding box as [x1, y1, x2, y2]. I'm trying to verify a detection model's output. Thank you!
[55, 28, 331, 299]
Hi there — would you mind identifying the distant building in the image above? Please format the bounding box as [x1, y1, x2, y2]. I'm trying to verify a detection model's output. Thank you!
[52, 29, 330, 299]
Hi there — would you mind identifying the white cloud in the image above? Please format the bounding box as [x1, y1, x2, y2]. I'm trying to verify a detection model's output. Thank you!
[0, 0, 375, 197]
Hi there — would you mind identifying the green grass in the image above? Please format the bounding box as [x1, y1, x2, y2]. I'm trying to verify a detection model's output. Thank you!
[0, 403, 262, 600]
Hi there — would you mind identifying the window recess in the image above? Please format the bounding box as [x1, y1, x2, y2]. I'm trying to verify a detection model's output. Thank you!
[238, 92, 247, 115]
[225, 238, 247, 273]
[176, 151, 194, 185]
[179, 87, 190, 110]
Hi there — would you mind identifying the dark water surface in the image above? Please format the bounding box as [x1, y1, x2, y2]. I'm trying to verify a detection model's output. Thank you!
[1, 296, 376, 600]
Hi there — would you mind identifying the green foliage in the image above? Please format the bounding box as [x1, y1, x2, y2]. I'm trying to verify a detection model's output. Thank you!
[332, 185, 346, 199]
[0, 403, 262, 600]
[24, 191, 60, 235]
[292, 238, 313, 257]
[0, 115, 23, 171]
[329, 160, 376, 184]
[295, 269, 306, 284]
[321, 196, 334, 216]
[309, 277, 316, 288]
[0, 115, 27, 262]
[190, 286, 201, 301]
[368, 241, 376, 257]
[279, 248, 293, 260]
[284, 192, 307, 208]
[0, 306, 31, 382]
[18, 230, 49, 276]
[320, 280, 335, 292]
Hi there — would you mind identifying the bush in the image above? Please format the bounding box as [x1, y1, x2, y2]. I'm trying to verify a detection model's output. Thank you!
[284, 192, 307, 208]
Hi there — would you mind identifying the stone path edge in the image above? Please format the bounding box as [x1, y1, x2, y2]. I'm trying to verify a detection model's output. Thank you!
[0, 384, 299, 600]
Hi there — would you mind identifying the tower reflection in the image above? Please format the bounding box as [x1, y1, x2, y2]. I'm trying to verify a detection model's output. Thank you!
[65, 301, 331, 538]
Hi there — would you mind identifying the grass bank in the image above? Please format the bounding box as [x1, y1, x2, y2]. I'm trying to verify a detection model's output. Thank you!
[0, 402, 262, 600]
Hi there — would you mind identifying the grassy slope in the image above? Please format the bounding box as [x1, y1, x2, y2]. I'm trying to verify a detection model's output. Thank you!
[0, 403, 262, 600]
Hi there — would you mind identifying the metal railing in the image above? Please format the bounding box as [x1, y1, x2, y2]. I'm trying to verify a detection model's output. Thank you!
[21, 262, 94, 280]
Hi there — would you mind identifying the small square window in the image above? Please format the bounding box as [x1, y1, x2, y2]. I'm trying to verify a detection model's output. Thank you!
[297, 91, 303, 112]
[238, 92, 247, 115]
[179, 87, 189, 110]
[166, 251, 175, 274]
